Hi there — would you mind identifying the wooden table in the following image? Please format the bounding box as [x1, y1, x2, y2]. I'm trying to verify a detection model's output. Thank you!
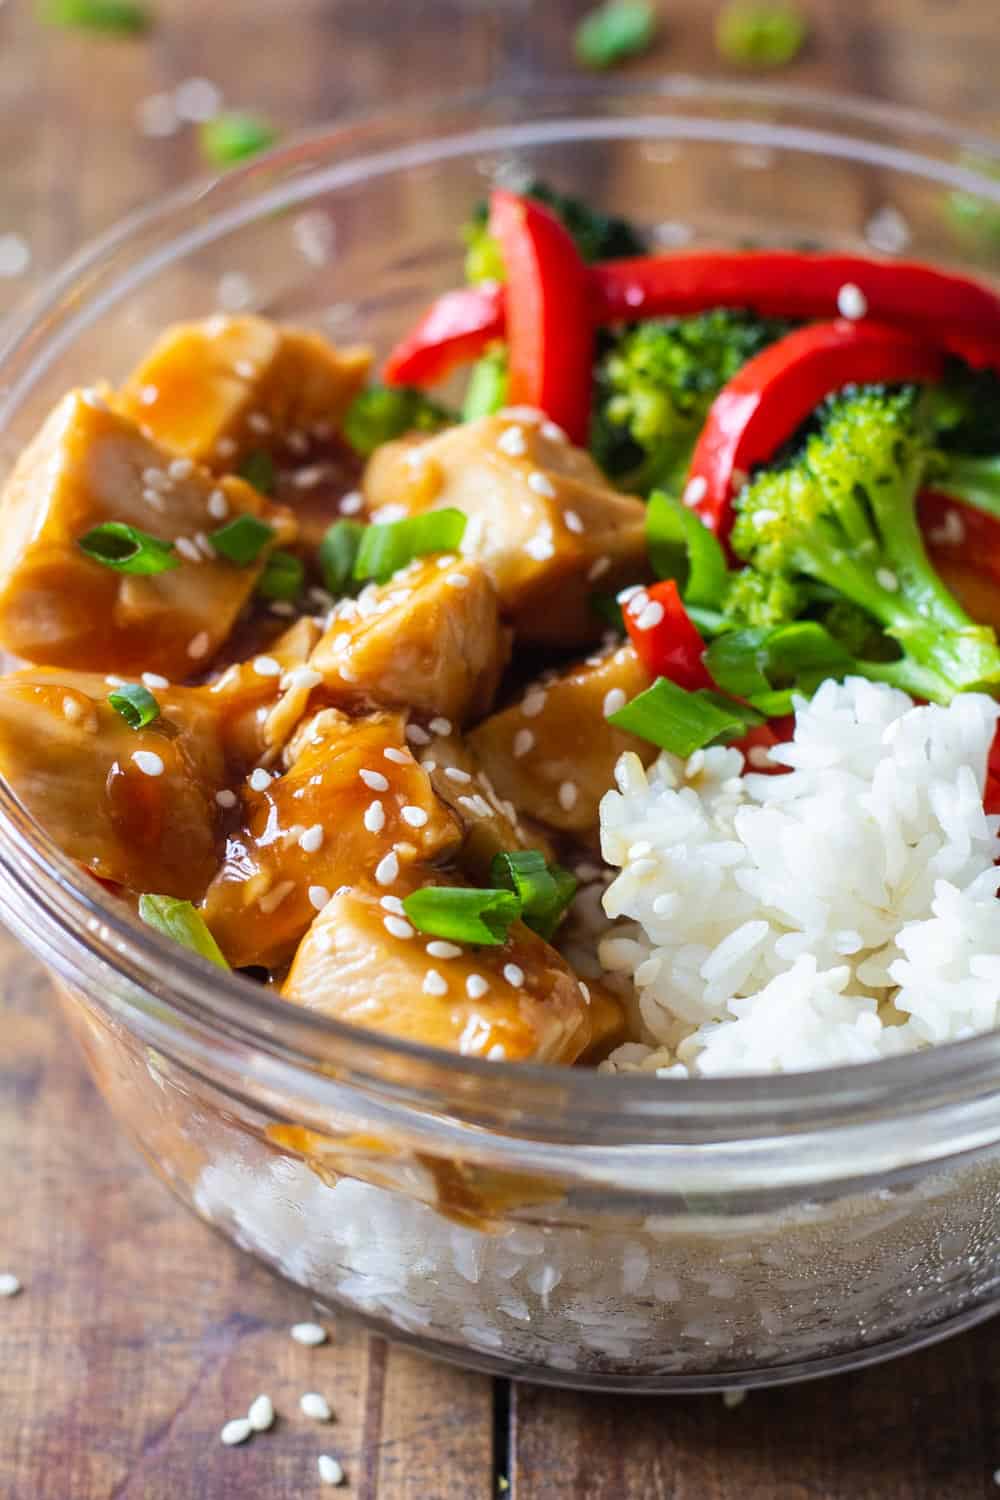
[3, 2, 1000, 1495]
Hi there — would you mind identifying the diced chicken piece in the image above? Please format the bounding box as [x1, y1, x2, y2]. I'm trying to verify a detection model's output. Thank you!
[0, 391, 295, 677]
[203, 707, 460, 968]
[362, 411, 648, 646]
[0, 668, 226, 898]
[417, 728, 554, 882]
[309, 557, 508, 725]
[469, 642, 654, 836]
[576, 979, 628, 1065]
[282, 874, 593, 1064]
[118, 317, 371, 470]
[206, 617, 322, 770]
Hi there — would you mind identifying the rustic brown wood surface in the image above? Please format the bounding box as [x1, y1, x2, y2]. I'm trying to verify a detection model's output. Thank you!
[2, 2, 1000, 1497]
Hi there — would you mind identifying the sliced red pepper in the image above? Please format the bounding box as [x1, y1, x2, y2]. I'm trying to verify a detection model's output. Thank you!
[383, 283, 505, 387]
[686, 320, 945, 541]
[920, 490, 1000, 581]
[623, 579, 714, 690]
[487, 191, 593, 445]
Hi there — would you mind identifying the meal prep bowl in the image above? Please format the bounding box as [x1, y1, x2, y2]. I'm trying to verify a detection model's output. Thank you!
[6, 80, 1000, 1392]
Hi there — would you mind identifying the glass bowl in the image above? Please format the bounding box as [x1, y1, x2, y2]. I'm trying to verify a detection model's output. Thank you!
[5, 80, 1000, 1394]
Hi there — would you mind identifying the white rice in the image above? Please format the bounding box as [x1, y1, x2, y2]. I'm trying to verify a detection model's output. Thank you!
[598, 678, 1000, 1076]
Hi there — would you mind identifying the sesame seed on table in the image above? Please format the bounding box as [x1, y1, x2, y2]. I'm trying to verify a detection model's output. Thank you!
[3, 1, 1000, 1497]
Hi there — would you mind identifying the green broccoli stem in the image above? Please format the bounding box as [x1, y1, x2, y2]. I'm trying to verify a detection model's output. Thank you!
[931, 453, 1000, 522]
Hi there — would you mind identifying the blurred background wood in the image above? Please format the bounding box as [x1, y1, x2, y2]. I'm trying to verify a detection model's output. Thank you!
[2, 2, 1000, 1496]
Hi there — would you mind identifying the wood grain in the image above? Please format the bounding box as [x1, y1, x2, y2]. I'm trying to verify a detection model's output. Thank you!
[3, 2, 1000, 1498]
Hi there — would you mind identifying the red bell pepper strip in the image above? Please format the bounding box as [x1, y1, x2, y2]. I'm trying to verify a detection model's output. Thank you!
[623, 579, 714, 690]
[919, 490, 1000, 582]
[685, 320, 946, 541]
[383, 283, 505, 387]
[486, 191, 594, 444]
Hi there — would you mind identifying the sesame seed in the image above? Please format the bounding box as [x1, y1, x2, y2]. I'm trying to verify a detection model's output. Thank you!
[220, 1419, 252, 1447]
[308, 885, 331, 911]
[466, 974, 489, 1000]
[142, 672, 169, 690]
[405, 723, 431, 746]
[558, 781, 578, 812]
[634, 600, 665, 631]
[359, 768, 389, 792]
[420, 759, 437, 774]
[380, 895, 405, 914]
[215, 435, 238, 458]
[527, 470, 556, 498]
[513, 729, 535, 758]
[143, 489, 166, 511]
[423, 969, 448, 996]
[617, 584, 644, 604]
[290, 1321, 327, 1346]
[428, 716, 452, 736]
[383, 746, 409, 764]
[487, 1044, 507, 1060]
[384, 915, 414, 940]
[0, 1273, 22, 1298]
[215, 789, 237, 809]
[300, 1392, 332, 1422]
[187, 631, 211, 660]
[62, 695, 84, 723]
[524, 534, 555, 562]
[497, 424, 527, 456]
[445, 572, 470, 589]
[168, 457, 194, 480]
[81, 389, 109, 411]
[837, 282, 868, 320]
[132, 751, 164, 778]
[251, 655, 281, 678]
[247, 412, 271, 435]
[563, 509, 584, 534]
[270, 601, 295, 617]
[375, 851, 399, 886]
[683, 475, 708, 506]
[443, 765, 472, 784]
[427, 940, 461, 959]
[291, 464, 325, 490]
[207, 489, 229, 521]
[249, 768, 272, 792]
[521, 689, 547, 718]
[603, 688, 626, 717]
[363, 800, 386, 833]
[503, 964, 524, 988]
[299, 824, 324, 853]
[234, 359, 257, 380]
[247, 1394, 275, 1432]
[175, 536, 202, 563]
[579, 981, 591, 1004]
[401, 805, 429, 828]
[318, 1455, 346, 1487]
[541, 420, 567, 443]
[138, 91, 179, 138]
[876, 566, 899, 591]
[339, 490, 363, 516]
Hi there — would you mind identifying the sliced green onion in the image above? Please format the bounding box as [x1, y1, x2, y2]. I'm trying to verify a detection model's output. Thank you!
[703, 628, 772, 697]
[715, 1, 807, 67]
[257, 549, 304, 602]
[319, 519, 365, 596]
[706, 622, 853, 699]
[108, 683, 160, 730]
[343, 385, 451, 458]
[354, 509, 467, 585]
[402, 886, 521, 947]
[462, 347, 509, 422]
[574, 0, 657, 69]
[209, 513, 274, 565]
[138, 894, 230, 969]
[491, 851, 579, 942]
[608, 676, 752, 757]
[199, 112, 278, 168]
[646, 489, 730, 609]
[934, 455, 1000, 521]
[39, 0, 150, 32]
[237, 449, 276, 496]
[78, 522, 178, 575]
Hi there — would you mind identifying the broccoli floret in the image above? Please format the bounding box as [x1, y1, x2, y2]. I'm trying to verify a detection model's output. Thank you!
[461, 179, 645, 285]
[728, 383, 1000, 702]
[592, 309, 793, 496]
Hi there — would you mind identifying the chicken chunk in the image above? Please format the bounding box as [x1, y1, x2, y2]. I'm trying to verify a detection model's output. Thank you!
[206, 616, 322, 770]
[202, 707, 460, 968]
[309, 557, 507, 725]
[118, 317, 371, 470]
[0, 391, 295, 677]
[469, 642, 654, 836]
[282, 875, 594, 1064]
[0, 668, 226, 898]
[362, 410, 648, 646]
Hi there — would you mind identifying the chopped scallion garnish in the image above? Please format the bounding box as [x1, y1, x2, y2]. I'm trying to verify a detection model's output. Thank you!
[78, 522, 178, 575]
[574, 0, 657, 69]
[209, 513, 274, 565]
[354, 509, 467, 585]
[402, 886, 521, 946]
[39, 0, 150, 32]
[318, 519, 365, 596]
[138, 894, 230, 969]
[237, 449, 276, 496]
[646, 489, 729, 609]
[715, 0, 807, 67]
[705, 621, 854, 700]
[257, 549, 304, 602]
[108, 683, 160, 730]
[462, 347, 509, 422]
[608, 676, 755, 757]
[199, 112, 278, 168]
[343, 385, 451, 458]
[490, 849, 578, 940]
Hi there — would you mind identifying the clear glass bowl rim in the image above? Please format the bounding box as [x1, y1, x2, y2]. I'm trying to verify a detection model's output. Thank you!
[5, 76, 1000, 1143]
